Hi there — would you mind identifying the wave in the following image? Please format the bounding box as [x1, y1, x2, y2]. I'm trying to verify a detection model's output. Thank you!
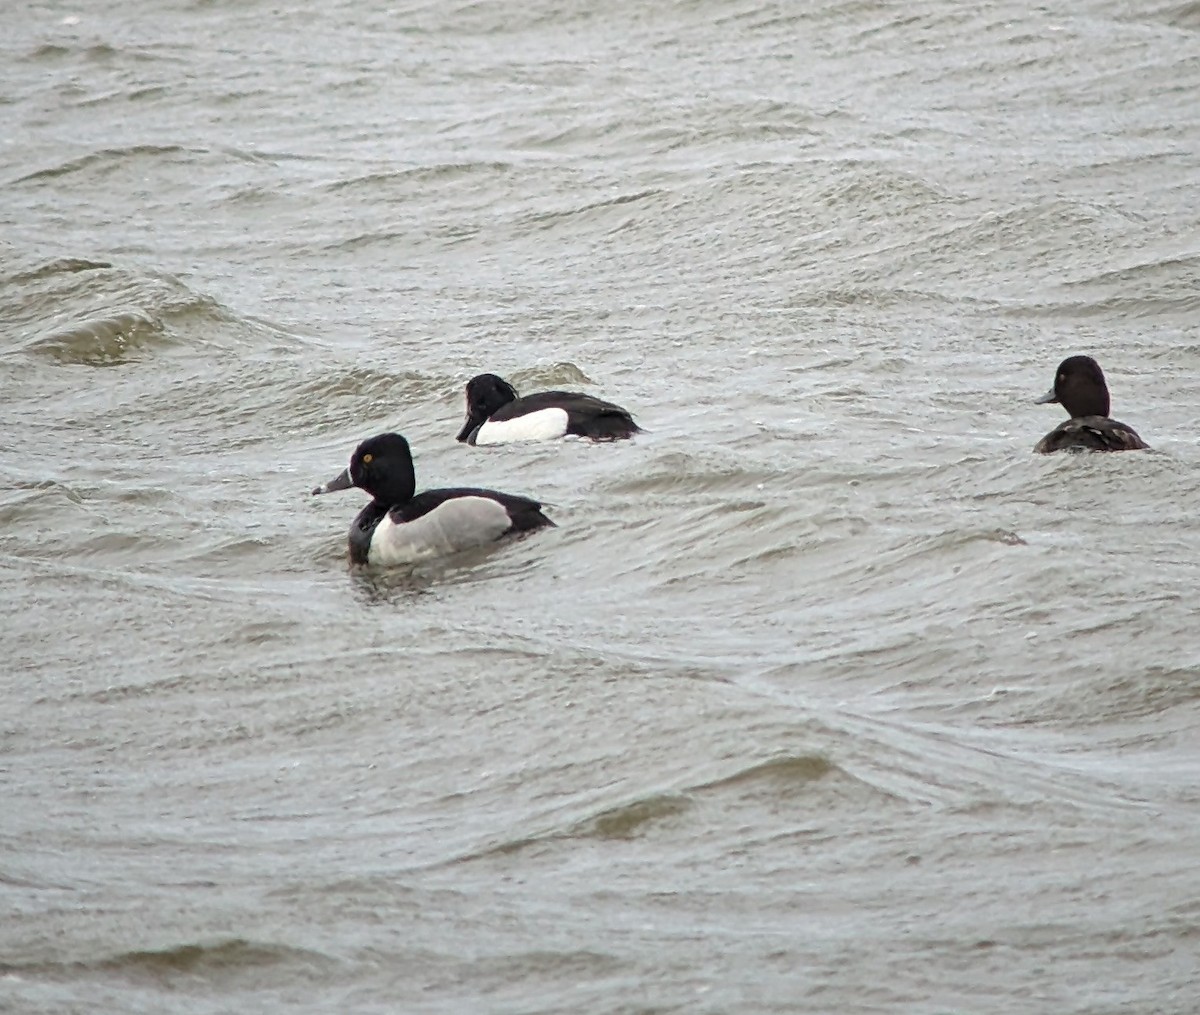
[22, 310, 173, 366]
[1136, 2, 1200, 31]
[1010, 252, 1200, 319]
[0, 938, 337, 982]
[570, 793, 694, 840]
[2, 254, 286, 365]
[987, 663, 1200, 730]
[446, 749, 891, 864]
[8, 142, 299, 189]
[21, 40, 173, 65]
[518, 188, 669, 234]
[9, 145, 199, 185]
[322, 161, 516, 196]
[6, 257, 114, 283]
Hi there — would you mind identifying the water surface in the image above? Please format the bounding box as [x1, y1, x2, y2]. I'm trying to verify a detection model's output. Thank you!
[4, 1, 1200, 1012]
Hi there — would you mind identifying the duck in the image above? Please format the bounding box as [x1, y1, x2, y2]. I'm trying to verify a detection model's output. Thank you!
[456, 373, 641, 445]
[312, 432, 554, 565]
[1034, 355, 1150, 453]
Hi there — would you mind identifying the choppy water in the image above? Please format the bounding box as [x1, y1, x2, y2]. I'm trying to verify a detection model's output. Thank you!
[5, 1, 1200, 1012]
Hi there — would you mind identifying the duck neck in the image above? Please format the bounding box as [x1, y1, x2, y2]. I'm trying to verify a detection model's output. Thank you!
[349, 501, 389, 563]
[1063, 388, 1110, 419]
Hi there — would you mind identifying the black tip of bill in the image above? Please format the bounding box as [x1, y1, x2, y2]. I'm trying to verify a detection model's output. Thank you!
[312, 468, 353, 496]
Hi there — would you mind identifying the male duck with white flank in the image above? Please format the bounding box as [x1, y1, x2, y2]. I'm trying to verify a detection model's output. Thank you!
[456, 373, 641, 445]
[1034, 355, 1150, 453]
[313, 433, 554, 565]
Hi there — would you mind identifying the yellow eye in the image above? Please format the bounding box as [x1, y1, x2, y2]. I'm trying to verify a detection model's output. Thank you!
[362, 453, 373, 464]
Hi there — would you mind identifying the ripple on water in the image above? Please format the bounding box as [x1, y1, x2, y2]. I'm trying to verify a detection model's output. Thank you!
[22, 311, 172, 366]
[1, 256, 293, 368]
[0, 938, 340, 988]
[9, 145, 204, 186]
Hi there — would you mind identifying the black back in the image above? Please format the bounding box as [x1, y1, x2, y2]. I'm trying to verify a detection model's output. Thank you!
[487, 389, 641, 440]
[1034, 416, 1150, 454]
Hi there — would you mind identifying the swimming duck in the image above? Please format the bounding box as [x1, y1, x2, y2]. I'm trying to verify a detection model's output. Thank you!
[1034, 355, 1149, 453]
[456, 373, 641, 445]
[312, 432, 554, 565]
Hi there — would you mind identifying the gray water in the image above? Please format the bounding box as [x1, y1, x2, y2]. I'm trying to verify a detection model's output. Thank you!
[4, 1, 1200, 1012]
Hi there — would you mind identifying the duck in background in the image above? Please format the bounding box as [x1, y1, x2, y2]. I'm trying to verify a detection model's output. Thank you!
[456, 373, 641, 445]
[1034, 355, 1150, 453]
[313, 432, 554, 565]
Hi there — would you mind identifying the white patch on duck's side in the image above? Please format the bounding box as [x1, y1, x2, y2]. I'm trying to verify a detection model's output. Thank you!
[474, 407, 570, 445]
[368, 496, 513, 565]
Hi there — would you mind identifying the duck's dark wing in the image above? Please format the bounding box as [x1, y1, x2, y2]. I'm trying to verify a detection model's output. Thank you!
[1034, 415, 1150, 454]
[494, 390, 641, 441]
[397, 488, 555, 532]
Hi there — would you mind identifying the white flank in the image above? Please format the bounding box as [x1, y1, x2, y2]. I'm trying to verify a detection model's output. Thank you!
[474, 407, 569, 445]
[368, 496, 512, 565]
